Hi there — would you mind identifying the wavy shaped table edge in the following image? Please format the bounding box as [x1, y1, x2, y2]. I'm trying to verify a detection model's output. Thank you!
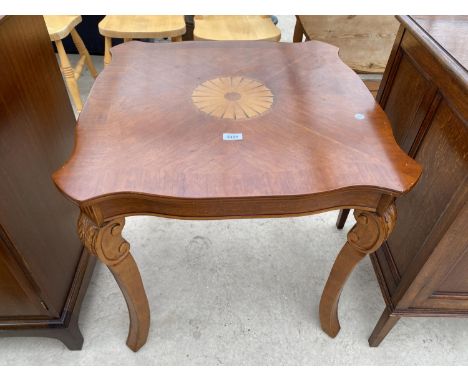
[51, 40, 422, 351]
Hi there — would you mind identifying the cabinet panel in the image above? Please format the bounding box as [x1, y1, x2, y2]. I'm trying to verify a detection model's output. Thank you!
[369, 16, 468, 346]
[387, 100, 468, 281]
[0, 249, 43, 318]
[382, 53, 436, 152]
[0, 16, 82, 317]
[0, 226, 46, 318]
[411, 200, 468, 311]
[438, 254, 468, 294]
[0, 16, 95, 349]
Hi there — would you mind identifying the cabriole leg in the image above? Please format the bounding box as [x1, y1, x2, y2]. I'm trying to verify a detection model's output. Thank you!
[320, 203, 397, 338]
[78, 213, 150, 352]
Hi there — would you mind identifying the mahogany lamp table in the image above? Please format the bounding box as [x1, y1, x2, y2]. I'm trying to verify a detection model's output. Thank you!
[52, 41, 421, 351]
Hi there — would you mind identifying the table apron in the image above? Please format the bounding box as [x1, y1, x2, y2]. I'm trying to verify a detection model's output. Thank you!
[81, 189, 385, 222]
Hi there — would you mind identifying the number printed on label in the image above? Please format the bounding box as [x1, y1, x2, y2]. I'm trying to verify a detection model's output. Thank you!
[223, 133, 243, 141]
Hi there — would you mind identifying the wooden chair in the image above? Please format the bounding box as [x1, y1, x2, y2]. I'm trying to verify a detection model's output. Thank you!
[293, 16, 399, 98]
[98, 16, 186, 66]
[44, 15, 98, 112]
[193, 16, 281, 41]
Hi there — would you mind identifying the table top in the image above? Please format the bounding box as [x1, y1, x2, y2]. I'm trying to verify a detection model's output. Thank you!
[53, 41, 420, 206]
[409, 15, 468, 70]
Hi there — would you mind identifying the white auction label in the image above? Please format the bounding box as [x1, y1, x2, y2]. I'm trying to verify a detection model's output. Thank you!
[223, 133, 243, 141]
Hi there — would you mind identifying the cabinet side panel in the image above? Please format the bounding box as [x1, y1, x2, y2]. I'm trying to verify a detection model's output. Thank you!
[382, 53, 436, 152]
[387, 100, 468, 289]
[0, 16, 83, 316]
[0, 240, 45, 317]
[438, 252, 468, 294]
[409, 199, 468, 311]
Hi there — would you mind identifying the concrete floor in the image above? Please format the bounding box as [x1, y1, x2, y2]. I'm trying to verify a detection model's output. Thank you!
[1, 16, 466, 365]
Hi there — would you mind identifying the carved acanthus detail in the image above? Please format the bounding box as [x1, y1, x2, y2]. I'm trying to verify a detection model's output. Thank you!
[347, 203, 397, 253]
[78, 213, 130, 266]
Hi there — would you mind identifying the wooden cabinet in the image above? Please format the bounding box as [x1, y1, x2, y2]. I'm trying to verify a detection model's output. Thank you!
[369, 16, 468, 346]
[0, 16, 95, 349]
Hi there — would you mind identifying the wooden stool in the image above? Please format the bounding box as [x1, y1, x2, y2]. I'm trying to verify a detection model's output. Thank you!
[44, 15, 98, 112]
[98, 16, 186, 66]
[193, 16, 281, 41]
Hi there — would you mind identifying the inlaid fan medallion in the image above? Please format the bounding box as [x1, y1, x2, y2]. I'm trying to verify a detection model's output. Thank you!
[191, 76, 273, 120]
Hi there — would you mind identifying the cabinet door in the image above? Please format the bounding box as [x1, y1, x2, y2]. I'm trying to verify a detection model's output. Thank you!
[379, 51, 437, 153]
[388, 100, 467, 273]
[0, 226, 47, 318]
[410, 200, 468, 311]
[390, 99, 468, 310]
[0, 16, 83, 318]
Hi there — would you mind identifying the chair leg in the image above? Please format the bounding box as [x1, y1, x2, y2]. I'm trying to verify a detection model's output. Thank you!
[293, 16, 304, 43]
[336, 209, 350, 229]
[123, 38, 133, 43]
[171, 36, 182, 42]
[368, 306, 400, 347]
[55, 39, 83, 112]
[104, 37, 112, 66]
[70, 28, 98, 78]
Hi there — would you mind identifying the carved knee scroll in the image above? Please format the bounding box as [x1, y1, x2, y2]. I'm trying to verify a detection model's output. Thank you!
[347, 203, 397, 254]
[78, 213, 130, 266]
[77, 212, 150, 351]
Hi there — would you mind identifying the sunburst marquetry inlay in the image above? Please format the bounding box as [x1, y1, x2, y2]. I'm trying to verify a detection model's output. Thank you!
[192, 76, 273, 120]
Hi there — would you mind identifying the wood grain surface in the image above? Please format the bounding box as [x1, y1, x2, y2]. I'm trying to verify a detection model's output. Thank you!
[296, 16, 399, 73]
[51, 40, 423, 351]
[53, 41, 421, 212]
[369, 16, 468, 346]
[43, 15, 81, 41]
[411, 15, 468, 69]
[98, 16, 186, 39]
[193, 16, 280, 41]
[192, 76, 274, 119]
[0, 15, 94, 349]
